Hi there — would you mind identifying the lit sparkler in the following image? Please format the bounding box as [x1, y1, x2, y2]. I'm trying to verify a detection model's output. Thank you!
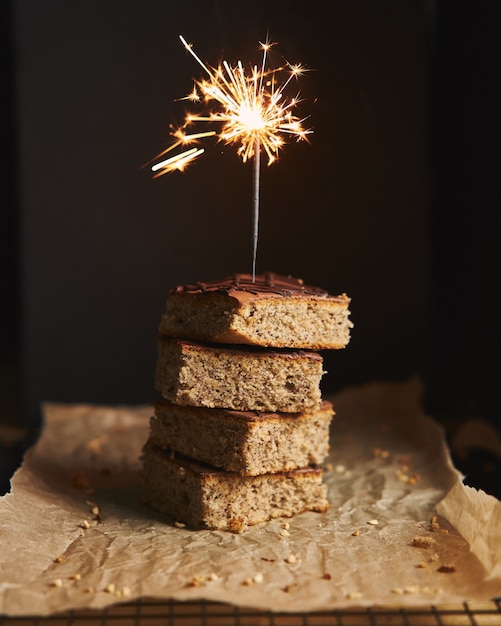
[151, 35, 312, 280]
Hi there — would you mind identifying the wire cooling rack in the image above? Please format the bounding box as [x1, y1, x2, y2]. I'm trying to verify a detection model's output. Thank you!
[1, 599, 501, 626]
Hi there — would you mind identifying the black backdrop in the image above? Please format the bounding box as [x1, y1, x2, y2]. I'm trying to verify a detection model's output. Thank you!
[2, 1, 499, 440]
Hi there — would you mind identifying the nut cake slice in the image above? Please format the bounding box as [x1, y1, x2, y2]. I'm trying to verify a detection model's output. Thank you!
[150, 399, 334, 475]
[155, 337, 324, 413]
[159, 272, 353, 349]
[141, 442, 329, 532]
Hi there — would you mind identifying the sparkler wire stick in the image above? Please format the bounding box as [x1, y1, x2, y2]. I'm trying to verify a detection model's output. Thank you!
[252, 135, 261, 281]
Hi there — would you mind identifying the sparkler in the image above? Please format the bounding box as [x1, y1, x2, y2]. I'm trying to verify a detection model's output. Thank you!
[151, 35, 312, 280]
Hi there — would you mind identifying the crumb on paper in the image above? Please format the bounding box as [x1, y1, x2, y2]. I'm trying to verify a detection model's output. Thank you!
[187, 573, 220, 587]
[282, 584, 298, 593]
[242, 573, 264, 586]
[104, 583, 116, 594]
[346, 591, 362, 600]
[416, 562, 427, 569]
[86, 434, 108, 454]
[430, 516, 440, 531]
[437, 564, 456, 573]
[51, 578, 63, 588]
[285, 553, 298, 564]
[411, 536, 436, 549]
[54, 555, 66, 564]
[69, 573, 81, 581]
[404, 584, 420, 594]
[352, 529, 360, 536]
[280, 528, 290, 537]
[174, 521, 186, 528]
[323, 572, 332, 580]
[367, 519, 379, 526]
[71, 472, 92, 491]
[373, 447, 390, 459]
[81, 520, 90, 530]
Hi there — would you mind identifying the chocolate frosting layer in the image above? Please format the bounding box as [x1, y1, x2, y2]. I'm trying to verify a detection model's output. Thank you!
[172, 272, 345, 300]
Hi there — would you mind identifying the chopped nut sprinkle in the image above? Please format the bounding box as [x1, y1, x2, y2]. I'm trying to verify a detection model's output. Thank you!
[69, 573, 81, 581]
[437, 564, 456, 573]
[81, 520, 90, 529]
[54, 555, 66, 564]
[104, 583, 116, 594]
[367, 519, 379, 526]
[51, 578, 63, 588]
[352, 530, 360, 536]
[411, 536, 436, 549]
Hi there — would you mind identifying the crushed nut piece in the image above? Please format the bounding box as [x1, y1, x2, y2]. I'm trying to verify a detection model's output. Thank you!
[346, 591, 362, 600]
[71, 472, 91, 491]
[411, 536, 436, 549]
[69, 573, 81, 581]
[54, 555, 66, 564]
[285, 553, 298, 564]
[367, 519, 379, 526]
[430, 516, 440, 531]
[51, 578, 63, 588]
[104, 583, 116, 594]
[81, 520, 90, 529]
[280, 528, 290, 537]
[253, 573, 264, 584]
[352, 530, 360, 536]
[416, 562, 427, 569]
[437, 564, 456, 573]
[120, 586, 131, 597]
[404, 584, 420, 594]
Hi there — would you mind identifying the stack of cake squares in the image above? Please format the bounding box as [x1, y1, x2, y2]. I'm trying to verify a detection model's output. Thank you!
[142, 272, 352, 532]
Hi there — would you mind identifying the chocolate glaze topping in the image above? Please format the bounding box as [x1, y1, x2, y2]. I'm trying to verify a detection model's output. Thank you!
[172, 272, 342, 299]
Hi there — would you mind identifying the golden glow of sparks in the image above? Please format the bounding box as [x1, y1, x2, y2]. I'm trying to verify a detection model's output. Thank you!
[150, 35, 312, 176]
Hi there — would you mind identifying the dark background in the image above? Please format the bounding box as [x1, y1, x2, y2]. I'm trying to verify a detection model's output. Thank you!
[1, 2, 500, 495]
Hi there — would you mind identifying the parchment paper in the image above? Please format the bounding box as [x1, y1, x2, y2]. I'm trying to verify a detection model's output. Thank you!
[1, 378, 500, 616]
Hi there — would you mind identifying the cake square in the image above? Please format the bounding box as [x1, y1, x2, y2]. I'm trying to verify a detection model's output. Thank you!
[155, 337, 324, 413]
[150, 399, 334, 475]
[141, 442, 329, 532]
[159, 272, 353, 350]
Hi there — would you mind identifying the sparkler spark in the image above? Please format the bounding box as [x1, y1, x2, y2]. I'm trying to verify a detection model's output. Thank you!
[151, 35, 312, 279]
